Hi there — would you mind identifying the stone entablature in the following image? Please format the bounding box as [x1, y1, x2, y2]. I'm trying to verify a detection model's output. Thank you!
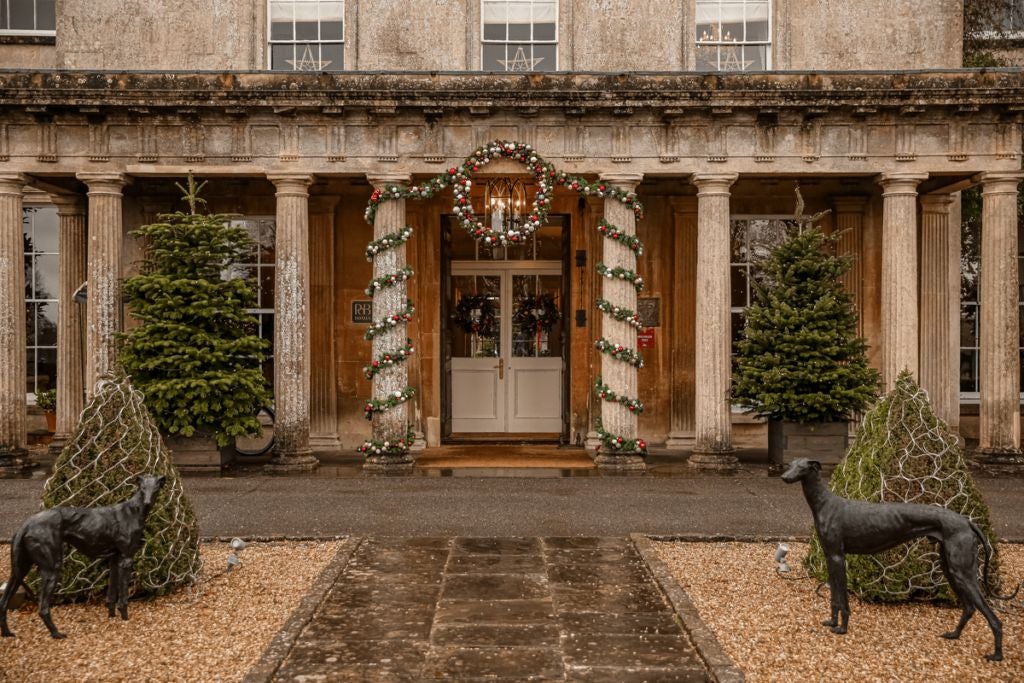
[0, 71, 1019, 177]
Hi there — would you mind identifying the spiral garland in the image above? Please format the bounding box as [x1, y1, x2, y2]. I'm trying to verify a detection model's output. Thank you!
[593, 217, 648, 455]
[362, 140, 646, 458]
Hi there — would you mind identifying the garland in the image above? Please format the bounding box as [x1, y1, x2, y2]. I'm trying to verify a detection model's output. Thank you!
[363, 339, 415, 380]
[364, 387, 416, 420]
[595, 298, 642, 330]
[452, 294, 499, 338]
[594, 376, 644, 414]
[512, 293, 561, 339]
[597, 219, 644, 256]
[364, 300, 415, 340]
[595, 337, 644, 369]
[596, 262, 645, 292]
[595, 417, 648, 454]
[358, 428, 416, 457]
[365, 266, 414, 296]
[365, 226, 414, 260]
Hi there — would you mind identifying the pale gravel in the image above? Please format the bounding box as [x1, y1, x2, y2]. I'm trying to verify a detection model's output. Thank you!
[654, 541, 1024, 682]
[0, 540, 341, 683]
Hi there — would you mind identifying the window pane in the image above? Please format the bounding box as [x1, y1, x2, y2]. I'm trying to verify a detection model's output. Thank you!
[36, 348, 56, 392]
[34, 253, 58, 299]
[37, 0, 55, 31]
[25, 348, 34, 393]
[483, 43, 506, 70]
[746, 18, 768, 42]
[320, 20, 343, 39]
[35, 302, 56, 346]
[533, 21, 555, 41]
[320, 1, 343, 21]
[261, 268, 275, 310]
[960, 350, 978, 393]
[271, 20, 293, 40]
[321, 42, 343, 71]
[271, 44, 295, 70]
[295, 20, 318, 40]
[696, 44, 718, 70]
[30, 207, 58, 252]
[532, 43, 556, 70]
[508, 22, 530, 41]
[961, 304, 978, 347]
[731, 265, 747, 306]
[10, 0, 34, 30]
[483, 21, 506, 40]
[26, 303, 36, 345]
[0, 4, 8, 30]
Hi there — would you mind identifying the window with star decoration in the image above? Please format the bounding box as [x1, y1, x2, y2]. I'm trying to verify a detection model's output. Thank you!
[482, 0, 557, 72]
[695, 0, 770, 71]
[269, 0, 344, 72]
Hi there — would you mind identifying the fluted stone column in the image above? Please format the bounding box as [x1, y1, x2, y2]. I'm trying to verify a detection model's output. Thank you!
[48, 195, 87, 456]
[834, 197, 867, 336]
[266, 174, 318, 472]
[0, 174, 28, 473]
[365, 172, 414, 471]
[77, 172, 126, 395]
[877, 172, 927, 390]
[977, 172, 1024, 465]
[666, 197, 698, 449]
[594, 172, 645, 470]
[919, 194, 958, 427]
[309, 196, 340, 451]
[689, 173, 738, 469]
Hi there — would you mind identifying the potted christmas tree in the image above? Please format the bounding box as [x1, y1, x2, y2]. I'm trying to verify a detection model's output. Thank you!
[120, 175, 270, 471]
[732, 187, 879, 470]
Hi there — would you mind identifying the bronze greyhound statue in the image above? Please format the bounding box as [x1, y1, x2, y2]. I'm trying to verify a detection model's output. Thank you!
[1, 474, 165, 639]
[782, 458, 1003, 661]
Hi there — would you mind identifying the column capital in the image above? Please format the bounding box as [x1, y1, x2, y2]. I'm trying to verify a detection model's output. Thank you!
[690, 172, 738, 195]
[48, 192, 87, 215]
[598, 172, 643, 192]
[366, 172, 411, 188]
[976, 171, 1024, 195]
[833, 195, 868, 213]
[920, 193, 956, 212]
[76, 172, 127, 194]
[0, 173, 26, 195]
[267, 173, 314, 195]
[876, 172, 928, 195]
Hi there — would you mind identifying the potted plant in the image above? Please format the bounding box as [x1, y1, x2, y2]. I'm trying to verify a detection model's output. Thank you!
[119, 174, 270, 471]
[731, 187, 879, 471]
[36, 388, 57, 432]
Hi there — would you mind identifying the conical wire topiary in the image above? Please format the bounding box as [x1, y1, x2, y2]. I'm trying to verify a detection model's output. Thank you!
[36, 372, 202, 600]
[805, 370, 1000, 602]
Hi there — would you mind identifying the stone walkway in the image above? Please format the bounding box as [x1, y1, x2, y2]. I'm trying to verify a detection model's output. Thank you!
[272, 537, 709, 682]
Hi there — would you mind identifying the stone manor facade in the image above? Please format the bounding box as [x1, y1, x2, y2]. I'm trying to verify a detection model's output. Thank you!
[0, 1, 1022, 472]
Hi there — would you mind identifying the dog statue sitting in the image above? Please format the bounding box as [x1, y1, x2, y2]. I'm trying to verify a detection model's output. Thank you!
[782, 458, 1003, 661]
[0, 474, 165, 639]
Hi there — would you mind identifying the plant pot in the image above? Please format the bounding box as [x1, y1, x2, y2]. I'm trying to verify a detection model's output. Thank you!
[768, 419, 849, 471]
[45, 410, 56, 433]
[165, 433, 231, 473]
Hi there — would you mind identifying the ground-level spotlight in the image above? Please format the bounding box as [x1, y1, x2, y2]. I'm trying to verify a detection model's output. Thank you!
[226, 537, 247, 572]
[775, 543, 791, 573]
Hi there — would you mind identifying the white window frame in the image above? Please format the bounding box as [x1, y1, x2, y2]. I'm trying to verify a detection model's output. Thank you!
[227, 216, 276, 380]
[0, 0, 56, 36]
[267, 0, 345, 72]
[480, 0, 559, 72]
[695, 0, 772, 72]
[23, 203, 59, 401]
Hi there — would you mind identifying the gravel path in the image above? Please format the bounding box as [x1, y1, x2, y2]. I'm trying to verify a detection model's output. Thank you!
[654, 541, 1024, 682]
[0, 540, 341, 683]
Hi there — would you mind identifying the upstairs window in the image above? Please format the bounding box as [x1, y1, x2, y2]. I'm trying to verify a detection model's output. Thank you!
[269, 1, 344, 72]
[0, 0, 55, 34]
[999, 0, 1024, 33]
[482, 0, 557, 72]
[696, 0, 770, 71]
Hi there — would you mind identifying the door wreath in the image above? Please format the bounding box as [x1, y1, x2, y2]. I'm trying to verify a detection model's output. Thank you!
[452, 294, 498, 338]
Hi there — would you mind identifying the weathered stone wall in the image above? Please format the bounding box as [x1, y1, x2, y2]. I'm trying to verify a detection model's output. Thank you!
[57, 0, 259, 70]
[782, 0, 962, 70]
[570, 0, 684, 71]
[0, 44, 57, 69]
[354, 0, 469, 70]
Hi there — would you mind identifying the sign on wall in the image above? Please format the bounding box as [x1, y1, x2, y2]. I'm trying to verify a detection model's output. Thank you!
[352, 300, 373, 324]
[637, 297, 660, 328]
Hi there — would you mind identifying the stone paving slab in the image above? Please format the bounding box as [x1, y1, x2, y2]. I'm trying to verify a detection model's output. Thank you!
[267, 537, 712, 682]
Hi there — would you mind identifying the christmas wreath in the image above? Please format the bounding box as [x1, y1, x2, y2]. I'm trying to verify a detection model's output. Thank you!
[452, 294, 498, 337]
[512, 293, 561, 340]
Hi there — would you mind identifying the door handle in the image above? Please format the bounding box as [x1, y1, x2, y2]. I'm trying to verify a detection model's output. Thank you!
[494, 358, 504, 380]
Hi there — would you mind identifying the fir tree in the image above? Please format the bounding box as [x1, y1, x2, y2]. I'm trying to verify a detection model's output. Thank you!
[805, 371, 1001, 602]
[38, 373, 201, 599]
[732, 189, 879, 422]
[120, 175, 270, 446]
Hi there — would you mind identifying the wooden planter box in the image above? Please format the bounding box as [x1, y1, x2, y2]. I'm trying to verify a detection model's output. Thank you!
[166, 434, 231, 472]
[768, 420, 849, 470]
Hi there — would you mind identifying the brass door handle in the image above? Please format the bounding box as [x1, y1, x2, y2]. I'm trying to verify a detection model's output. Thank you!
[494, 358, 504, 380]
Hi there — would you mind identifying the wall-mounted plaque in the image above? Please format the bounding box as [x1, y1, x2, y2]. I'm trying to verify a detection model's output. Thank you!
[637, 297, 660, 328]
[352, 300, 373, 324]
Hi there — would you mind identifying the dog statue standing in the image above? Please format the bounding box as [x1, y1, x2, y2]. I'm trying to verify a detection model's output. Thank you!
[782, 458, 1003, 661]
[0, 474, 165, 639]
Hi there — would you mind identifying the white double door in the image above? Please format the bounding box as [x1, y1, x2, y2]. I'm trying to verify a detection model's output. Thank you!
[450, 263, 564, 433]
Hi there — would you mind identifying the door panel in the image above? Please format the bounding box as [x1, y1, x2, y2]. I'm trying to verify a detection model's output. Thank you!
[450, 274, 504, 432]
[508, 362, 562, 430]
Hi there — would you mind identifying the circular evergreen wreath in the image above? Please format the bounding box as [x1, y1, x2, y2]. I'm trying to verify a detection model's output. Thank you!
[513, 293, 561, 339]
[452, 294, 498, 337]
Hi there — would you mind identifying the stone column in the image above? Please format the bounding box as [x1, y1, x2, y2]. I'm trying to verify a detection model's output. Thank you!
[876, 172, 927, 390]
[834, 196, 866, 336]
[0, 174, 28, 473]
[977, 172, 1024, 465]
[365, 172, 414, 471]
[594, 172, 645, 470]
[689, 173, 739, 469]
[919, 194, 958, 427]
[309, 195, 340, 451]
[265, 173, 318, 472]
[77, 172, 127, 394]
[48, 194, 87, 456]
[666, 196, 697, 449]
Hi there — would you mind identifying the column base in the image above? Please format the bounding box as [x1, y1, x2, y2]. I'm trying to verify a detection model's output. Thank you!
[0, 448, 32, 477]
[264, 450, 319, 473]
[584, 431, 602, 450]
[363, 452, 415, 473]
[971, 446, 1024, 468]
[593, 451, 647, 472]
[687, 449, 739, 470]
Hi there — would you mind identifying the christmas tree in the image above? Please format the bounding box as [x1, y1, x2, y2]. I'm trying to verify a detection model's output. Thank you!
[805, 371, 1000, 601]
[731, 188, 879, 422]
[120, 175, 270, 446]
[39, 373, 201, 599]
